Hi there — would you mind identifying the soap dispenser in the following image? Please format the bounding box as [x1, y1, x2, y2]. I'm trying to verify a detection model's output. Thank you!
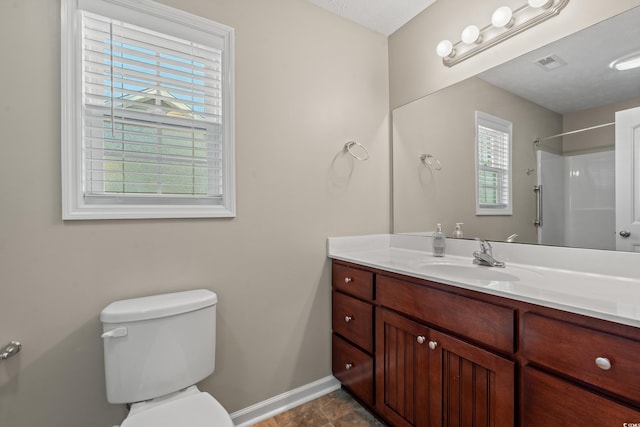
[432, 224, 446, 257]
[453, 223, 464, 239]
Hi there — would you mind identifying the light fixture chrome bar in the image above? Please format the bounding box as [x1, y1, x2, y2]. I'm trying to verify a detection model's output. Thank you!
[534, 121, 614, 145]
[442, 0, 570, 67]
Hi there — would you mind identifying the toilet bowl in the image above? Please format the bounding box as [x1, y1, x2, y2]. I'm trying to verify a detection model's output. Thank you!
[100, 290, 234, 427]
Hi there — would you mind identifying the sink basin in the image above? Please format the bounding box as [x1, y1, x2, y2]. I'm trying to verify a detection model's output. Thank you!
[422, 263, 521, 282]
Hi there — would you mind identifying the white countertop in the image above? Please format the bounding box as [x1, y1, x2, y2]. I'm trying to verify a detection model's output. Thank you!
[327, 234, 640, 328]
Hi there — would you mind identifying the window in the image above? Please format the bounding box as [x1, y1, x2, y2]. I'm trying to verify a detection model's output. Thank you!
[61, 0, 235, 219]
[475, 111, 512, 215]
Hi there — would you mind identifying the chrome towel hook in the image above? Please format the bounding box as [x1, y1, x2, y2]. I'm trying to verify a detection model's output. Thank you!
[344, 141, 370, 161]
[0, 341, 22, 360]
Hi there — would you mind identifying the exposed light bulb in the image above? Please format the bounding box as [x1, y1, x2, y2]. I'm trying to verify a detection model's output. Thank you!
[491, 6, 514, 28]
[461, 25, 482, 44]
[436, 39, 455, 58]
[528, 0, 553, 8]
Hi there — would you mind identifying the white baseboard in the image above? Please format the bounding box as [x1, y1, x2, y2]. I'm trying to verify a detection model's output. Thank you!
[230, 375, 341, 427]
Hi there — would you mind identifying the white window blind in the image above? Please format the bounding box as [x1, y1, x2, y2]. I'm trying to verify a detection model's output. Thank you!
[475, 111, 512, 215]
[83, 12, 222, 202]
[61, 0, 235, 219]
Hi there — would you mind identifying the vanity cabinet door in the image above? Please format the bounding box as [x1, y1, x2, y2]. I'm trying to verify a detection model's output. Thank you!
[376, 308, 515, 427]
[522, 366, 640, 426]
[428, 329, 515, 427]
[376, 308, 430, 427]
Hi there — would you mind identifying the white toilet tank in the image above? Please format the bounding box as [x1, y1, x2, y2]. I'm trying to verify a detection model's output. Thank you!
[100, 289, 217, 404]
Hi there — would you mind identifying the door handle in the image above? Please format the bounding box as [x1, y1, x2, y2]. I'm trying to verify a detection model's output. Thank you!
[619, 230, 631, 238]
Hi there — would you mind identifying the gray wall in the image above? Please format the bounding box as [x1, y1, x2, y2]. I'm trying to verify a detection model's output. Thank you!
[563, 96, 640, 153]
[0, 1, 390, 426]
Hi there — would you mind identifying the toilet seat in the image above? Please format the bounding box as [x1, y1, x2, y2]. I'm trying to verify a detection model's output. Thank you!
[121, 388, 233, 427]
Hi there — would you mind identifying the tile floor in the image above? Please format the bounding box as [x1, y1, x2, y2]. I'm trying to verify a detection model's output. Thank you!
[251, 388, 386, 427]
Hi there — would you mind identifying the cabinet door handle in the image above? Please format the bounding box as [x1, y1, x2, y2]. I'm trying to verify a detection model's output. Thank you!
[416, 336, 426, 344]
[595, 357, 611, 370]
[345, 363, 353, 370]
[428, 341, 438, 350]
[344, 277, 352, 283]
[344, 316, 352, 323]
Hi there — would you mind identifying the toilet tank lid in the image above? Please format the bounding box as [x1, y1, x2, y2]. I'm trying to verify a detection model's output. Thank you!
[100, 289, 217, 323]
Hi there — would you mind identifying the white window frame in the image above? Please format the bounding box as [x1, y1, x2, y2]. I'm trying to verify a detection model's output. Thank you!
[475, 111, 513, 216]
[61, 0, 235, 219]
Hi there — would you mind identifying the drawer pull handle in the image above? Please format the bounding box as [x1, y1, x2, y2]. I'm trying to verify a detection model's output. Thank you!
[344, 316, 352, 323]
[416, 336, 426, 344]
[345, 363, 353, 370]
[428, 341, 438, 350]
[595, 357, 611, 370]
[344, 277, 352, 283]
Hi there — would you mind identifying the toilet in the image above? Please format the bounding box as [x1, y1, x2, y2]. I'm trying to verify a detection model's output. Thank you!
[100, 289, 234, 427]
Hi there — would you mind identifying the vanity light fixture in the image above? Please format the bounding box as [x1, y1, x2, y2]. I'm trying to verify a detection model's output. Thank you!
[436, 39, 455, 58]
[609, 51, 640, 71]
[491, 7, 514, 29]
[461, 25, 482, 44]
[528, 0, 553, 8]
[436, 0, 570, 67]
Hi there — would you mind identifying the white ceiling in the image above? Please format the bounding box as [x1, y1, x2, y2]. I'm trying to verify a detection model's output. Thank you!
[306, 0, 436, 36]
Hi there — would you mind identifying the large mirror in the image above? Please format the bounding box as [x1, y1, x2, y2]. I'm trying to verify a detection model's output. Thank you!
[392, 6, 640, 251]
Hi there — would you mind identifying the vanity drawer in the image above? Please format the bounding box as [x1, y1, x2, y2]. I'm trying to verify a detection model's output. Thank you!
[332, 334, 374, 406]
[523, 313, 640, 403]
[332, 291, 373, 353]
[332, 263, 374, 301]
[377, 275, 515, 354]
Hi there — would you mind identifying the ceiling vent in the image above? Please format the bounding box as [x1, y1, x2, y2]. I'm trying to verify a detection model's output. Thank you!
[534, 54, 568, 71]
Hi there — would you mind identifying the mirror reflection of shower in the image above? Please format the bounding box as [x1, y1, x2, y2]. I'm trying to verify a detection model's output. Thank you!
[535, 122, 615, 250]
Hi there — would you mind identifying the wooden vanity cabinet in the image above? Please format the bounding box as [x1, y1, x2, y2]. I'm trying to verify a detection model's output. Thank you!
[331, 259, 640, 426]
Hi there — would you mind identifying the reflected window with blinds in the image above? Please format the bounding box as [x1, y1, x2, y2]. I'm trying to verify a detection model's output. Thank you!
[61, 0, 235, 219]
[475, 111, 512, 215]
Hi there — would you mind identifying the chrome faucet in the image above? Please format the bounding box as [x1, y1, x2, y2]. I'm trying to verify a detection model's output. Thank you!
[473, 239, 505, 268]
